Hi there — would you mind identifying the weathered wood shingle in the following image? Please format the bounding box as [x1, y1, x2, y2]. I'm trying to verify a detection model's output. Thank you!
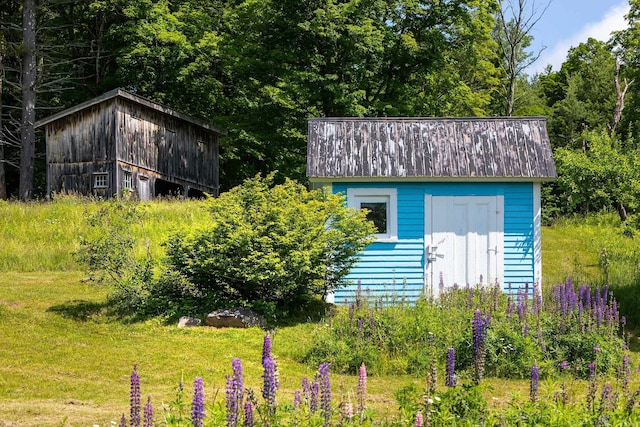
[307, 117, 557, 180]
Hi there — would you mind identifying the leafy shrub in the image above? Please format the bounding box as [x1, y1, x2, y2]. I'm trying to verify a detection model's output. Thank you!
[75, 197, 155, 313]
[163, 174, 375, 313]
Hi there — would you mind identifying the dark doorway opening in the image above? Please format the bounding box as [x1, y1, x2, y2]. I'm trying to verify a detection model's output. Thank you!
[155, 179, 183, 198]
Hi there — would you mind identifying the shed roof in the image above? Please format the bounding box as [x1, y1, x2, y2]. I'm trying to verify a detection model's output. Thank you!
[35, 88, 227, 135]
[307, 117, 557, 181]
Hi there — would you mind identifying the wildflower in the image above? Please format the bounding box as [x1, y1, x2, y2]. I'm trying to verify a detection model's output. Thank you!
[262, 356, 277, 409]
[559, 360, 569, 371]
[262, 333, 272, 363]
[621, 353, 631, 396]
[293, 389, 302, 408]
[446, 347, 456, 387]
[244, 400, 254, 427]
[191, 377, 205, 427]
[357, 363, 367, 414]
[310, 379, 319, 413]
[302, 377, 311, 403]
[342, 401, 354, 419]
[587, 363, 597, 413]
[600, 384, 616, 410]
[588, 362, 597, 379]
[226, 358, 243, 427]
[530, 366, 539, 403]
[414, 411, 424, 427]
[119, 414, 127, 427]
[143, 396, 153, 427]
[472, 309, 488, 384]
[130, 364, 141, 427]
[319, 362, 331, 425]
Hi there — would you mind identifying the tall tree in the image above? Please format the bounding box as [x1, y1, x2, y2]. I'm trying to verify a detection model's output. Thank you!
[19, 0, 36, 200]
[493, 0, 550, 116]
[547, 39, 617, 149]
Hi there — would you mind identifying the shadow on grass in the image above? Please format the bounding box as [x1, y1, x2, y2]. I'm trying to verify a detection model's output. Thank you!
[46, 296, 332, 327]
[47, 300, 107, 321]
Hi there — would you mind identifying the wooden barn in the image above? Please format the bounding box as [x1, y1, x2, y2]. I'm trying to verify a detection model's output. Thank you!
[36, 88, 226, 200]
[307, 117, 557, 303]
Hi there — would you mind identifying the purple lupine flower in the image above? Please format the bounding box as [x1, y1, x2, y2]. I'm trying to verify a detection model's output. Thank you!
[446, 347, 456, 387]
[622, 353, 631, 395]
[226, 357, 243, 427]
[302, 377, 311, 403]
[143, 396, 153, 427]
[191, 377, 205, 427]
[318, 362, 331, 425]
[130, 364, 141, 427]
[559, 360, 569, 371]
[244, 400, 254, 427]
[310, 379, 319, 413]
[357, 363, 367, 413]
[600, 383, 615, 411]
[414, 411, 424, 427]
[472, 309, 488, 384]
[225, 376, 237, 427]
[119, 414, 127, 427]
[262, 356, 277, 408]
[232, 358, 243, 398]
[530, 366, 539, 403]
[293, 389, 302, 407]
[588, 362, 597, 379]
[262, 333, 272, 363]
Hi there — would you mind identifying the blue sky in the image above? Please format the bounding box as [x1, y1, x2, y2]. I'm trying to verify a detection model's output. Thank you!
[522, 0, 630, 75]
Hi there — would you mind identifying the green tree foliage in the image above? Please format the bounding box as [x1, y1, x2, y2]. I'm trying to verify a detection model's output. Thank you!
[546, 39, 617, 149]
[554, 130, 640, 218]
[163, 174, 375, 311]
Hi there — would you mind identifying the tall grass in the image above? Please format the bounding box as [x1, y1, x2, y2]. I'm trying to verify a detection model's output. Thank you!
[542, 212, 640, 328]
[0, 195, 210, 272]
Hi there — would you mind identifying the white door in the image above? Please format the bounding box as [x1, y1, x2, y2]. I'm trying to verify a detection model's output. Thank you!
[138, 176, 151, 201]
[425, 195, 504, 297]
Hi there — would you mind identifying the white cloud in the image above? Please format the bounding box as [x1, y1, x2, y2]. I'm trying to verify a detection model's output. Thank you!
[529, 2, 630, 76]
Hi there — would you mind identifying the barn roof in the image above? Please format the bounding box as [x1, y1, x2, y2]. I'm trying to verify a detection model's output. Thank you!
[35, 88, 227, 135]
[307, 117, 557, 181]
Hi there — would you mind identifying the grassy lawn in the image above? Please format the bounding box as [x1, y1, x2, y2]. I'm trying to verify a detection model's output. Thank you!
[1, 199, 640, 425]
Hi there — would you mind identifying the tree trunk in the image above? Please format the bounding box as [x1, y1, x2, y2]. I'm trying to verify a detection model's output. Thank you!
[610, 59, 633, 137]
[0, 73, 6, 201]
[19, 0, 36, 201]
[0, 47, 6, 200]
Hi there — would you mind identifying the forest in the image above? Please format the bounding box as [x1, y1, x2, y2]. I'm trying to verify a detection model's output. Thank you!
[2, 0, 640, 222]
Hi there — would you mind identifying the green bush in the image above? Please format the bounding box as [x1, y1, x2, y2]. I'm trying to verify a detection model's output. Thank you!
[163, 174, 375, 313]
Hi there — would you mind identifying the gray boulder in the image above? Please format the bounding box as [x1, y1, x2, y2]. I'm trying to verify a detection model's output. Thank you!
[205, 307, 266, 328]
[177, 316, 201, 328]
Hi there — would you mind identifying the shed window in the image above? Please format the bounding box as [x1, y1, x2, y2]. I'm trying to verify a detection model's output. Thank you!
[93, 173, 108, 189]
[347, 188, 397, 241]
[123, 171, 132, 190]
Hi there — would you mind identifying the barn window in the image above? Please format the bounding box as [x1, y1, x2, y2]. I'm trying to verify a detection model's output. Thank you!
[347, 188, 397, 241]
[93, 172, 109, 189]
[123, 171, 132, 190]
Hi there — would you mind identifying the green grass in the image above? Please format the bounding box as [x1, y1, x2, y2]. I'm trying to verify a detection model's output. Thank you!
[1, 199, 640, 425]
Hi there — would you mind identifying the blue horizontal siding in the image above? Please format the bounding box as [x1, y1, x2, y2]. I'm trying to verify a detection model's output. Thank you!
[332, 181, 536, 304]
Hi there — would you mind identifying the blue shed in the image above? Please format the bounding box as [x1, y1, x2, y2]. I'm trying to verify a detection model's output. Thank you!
[307, 117, 557, 303]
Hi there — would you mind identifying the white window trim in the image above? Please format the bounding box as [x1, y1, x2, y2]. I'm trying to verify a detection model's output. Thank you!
[93, 172, 108, 189]
[123, 171, 133, 190]
[347, 187, 398, 242]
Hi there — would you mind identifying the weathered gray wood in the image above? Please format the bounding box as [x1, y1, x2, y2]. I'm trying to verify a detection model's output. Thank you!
[38, 89, 224, 198]
[307, 117, 557, 180]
